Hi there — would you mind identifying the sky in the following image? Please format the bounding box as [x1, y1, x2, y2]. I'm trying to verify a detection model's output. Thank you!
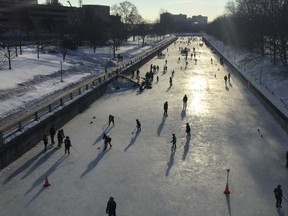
[1, 35, 288, 216]
[38, 0, 229, 22]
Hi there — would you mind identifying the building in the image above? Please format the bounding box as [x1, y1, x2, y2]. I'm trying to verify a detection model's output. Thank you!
[81, 5, 110, 22]
[190, 15, 208, 25]
[160, 12, 187, 24]
[0, 2, 116, 33]
[0, 0, 37, 3]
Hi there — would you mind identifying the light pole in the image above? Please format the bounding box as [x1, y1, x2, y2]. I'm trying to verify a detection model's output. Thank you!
[60, 60, 63, 82]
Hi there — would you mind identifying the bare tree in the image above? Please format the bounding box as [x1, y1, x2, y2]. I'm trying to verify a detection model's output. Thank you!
[45, 0, 63, 6]
[111, 1, 143, 39]
[136, 22, 150, 47]
[0, 35, 16, 70]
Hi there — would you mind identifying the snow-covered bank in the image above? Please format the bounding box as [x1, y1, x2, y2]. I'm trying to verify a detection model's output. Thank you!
[0, 36, 174, 123]
[204, 35, 288, 119]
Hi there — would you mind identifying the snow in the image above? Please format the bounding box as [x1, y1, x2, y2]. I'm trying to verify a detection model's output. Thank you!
[0, 36, 168, 120]
[1, 36, 288, 216]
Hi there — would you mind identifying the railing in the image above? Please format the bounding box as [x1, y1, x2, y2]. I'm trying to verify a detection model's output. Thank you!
[0, 35, 177, 146]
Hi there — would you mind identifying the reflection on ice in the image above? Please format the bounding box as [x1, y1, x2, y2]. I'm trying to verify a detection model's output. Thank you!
[187, 77, 207, 114]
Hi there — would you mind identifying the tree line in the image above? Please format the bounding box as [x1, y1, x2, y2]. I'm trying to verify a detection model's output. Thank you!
[205, 0, 288, 68]
[0, 1, 167, 70]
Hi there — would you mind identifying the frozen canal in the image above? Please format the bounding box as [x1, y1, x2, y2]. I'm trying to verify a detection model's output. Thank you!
[1, 37, 288, 216]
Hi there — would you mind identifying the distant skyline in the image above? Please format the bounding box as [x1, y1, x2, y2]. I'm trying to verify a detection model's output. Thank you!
[38, 0, 229, 23]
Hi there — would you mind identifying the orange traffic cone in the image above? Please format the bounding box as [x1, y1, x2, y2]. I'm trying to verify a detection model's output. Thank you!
[43, 176, 51, 187]
[224, 183, 230, 194]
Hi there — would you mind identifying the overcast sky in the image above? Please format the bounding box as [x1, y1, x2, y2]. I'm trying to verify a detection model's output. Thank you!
[38, 0, 229, 23]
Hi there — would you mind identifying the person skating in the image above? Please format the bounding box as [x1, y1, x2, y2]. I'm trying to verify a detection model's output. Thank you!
[224, 75, 228, 86]
[163, 101, 168, 117]
[183, 94, 188, 109]
[108, 115, 115, 126]
[170, 134, 177, 150]
[103, 133, 112, 149]
[273, 185, 283, 208]
[64, 136, 72, 155]
[136, 119, 141, 132]
[106, 197, 116, 216]
[57, 130, 63, 147]
[169, 77, 173, 86]
[43, 134, 48, 151]
[60, 129, 65, 139]
[186, 123, 191, 136]
[50, 124, 56, 144]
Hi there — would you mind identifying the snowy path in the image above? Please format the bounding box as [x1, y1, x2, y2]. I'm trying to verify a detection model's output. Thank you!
[1, 37, 288, 216]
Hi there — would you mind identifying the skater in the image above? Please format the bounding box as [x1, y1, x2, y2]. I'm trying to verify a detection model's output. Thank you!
[156, 76, 159, 83]
[106, 197, 116, 216]
[136, 69, 140, 77]
[224, 75, 228, 86]
[228, 73, 231, 82]
[183, 94, 188, 109]
[136, 119, 141, 132]
[169, 77, 173, 86]
[186, 123, 191, 136]
[163, 101, 168, 117]
[103, 133, 112, 149]
[60, 129, 65, 138]
[273, 185, 283, 208]
[171, 70, 175, 77]
[50, 124, 56, 144]
[43, 134, 48, 151]
[170, 134, 177, 150]
[57, 130, 64, 147]
[108, 115, 115, 126]
[64, 136, 72, 155]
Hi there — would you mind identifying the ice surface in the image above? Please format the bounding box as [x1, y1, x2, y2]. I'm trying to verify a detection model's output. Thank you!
[0, 37, 288, 216]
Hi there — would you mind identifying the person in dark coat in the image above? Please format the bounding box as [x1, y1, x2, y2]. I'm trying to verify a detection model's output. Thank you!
[106, 197, 116, 216]
[169, 77, 173, 86]
[57, 130, 63, 147]
[43, 134, 48, 151]
[170, 134, 177, 150]
[186, 123, 191, 136]
[164, 101, 168, 117]
[108, 115, 115, 126]
[64, 136, 72, 155]
[183, 94, 188, 109]
[103, 133, 112, 149]
[136, 119, 141, 132]
[60, 129, 65, 139]
[50, 125, 56, 144]
[274, 185, 283, 208]
[224, 75, 228, 86]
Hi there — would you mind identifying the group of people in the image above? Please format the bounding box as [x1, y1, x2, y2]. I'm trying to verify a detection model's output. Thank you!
[165, 94, 191, 150]
[43, 124, 72, 155]
[101, 115, 142, 151]
[224, 73, 231, 86]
